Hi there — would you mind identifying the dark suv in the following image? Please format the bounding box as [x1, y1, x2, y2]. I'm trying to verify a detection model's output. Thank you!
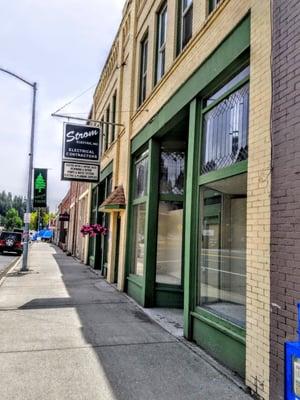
[0, 231, 23, 255]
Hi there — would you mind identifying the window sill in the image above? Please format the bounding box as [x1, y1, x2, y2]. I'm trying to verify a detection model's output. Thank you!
[127, 274, 144, 287]
[100, 138, 117, 160]
[207, 0, 224, 20]
[155, 283, 183, 291]
[191, 306, 245, 344]
[131, 0, 233, 127]
[198, 160, 248, 186]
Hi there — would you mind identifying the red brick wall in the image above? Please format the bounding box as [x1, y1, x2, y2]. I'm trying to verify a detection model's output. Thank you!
[270, 1, 300, 398]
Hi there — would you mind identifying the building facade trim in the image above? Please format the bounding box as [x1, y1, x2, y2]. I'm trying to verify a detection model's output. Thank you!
[131, 14, 250, 154]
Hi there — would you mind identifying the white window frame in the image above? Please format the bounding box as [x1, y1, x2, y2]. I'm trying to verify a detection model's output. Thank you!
[156, 2, 167, 83]
[179, 0, 193, 52]
[139, 35, 148, 106]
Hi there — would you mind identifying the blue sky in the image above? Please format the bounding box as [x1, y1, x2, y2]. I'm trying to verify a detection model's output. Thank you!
[0, 0, 124, 211]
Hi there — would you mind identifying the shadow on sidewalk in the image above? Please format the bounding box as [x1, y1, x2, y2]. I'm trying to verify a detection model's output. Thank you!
[17, 245, 250, 400]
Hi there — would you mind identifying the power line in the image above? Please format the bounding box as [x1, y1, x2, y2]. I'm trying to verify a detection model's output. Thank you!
[53, 83, 97, 115]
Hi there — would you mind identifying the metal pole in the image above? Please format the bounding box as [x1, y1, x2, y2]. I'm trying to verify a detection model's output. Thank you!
[37, 208, 40, 231]
[51, 112, 124, 127]
[21, 82, 37, 271]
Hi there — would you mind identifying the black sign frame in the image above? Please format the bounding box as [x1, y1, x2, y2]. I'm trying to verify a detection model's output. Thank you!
[63, 123, 100, 163]
[33, 168, 47, 208]
[59, 212, 70, 222]
[61, 161, 100, 183]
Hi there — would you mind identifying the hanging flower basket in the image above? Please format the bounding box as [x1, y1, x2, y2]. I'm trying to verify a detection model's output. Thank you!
[80, 224, 108, 237]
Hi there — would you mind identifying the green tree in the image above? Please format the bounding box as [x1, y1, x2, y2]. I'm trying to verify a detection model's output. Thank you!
[5, 208, 22, 230]
[0, 191, 26, 219]
[0, 214, 6, 227]
[42, 212, 55, 228]
[12, 195, 26, 219]
[35, 173, 46, 193]
[30, 211, 38, 230]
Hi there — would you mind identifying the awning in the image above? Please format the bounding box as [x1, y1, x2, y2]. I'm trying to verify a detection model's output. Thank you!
[98, 185, 126, 212]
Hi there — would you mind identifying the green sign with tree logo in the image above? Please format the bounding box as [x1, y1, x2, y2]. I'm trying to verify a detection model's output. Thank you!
[33, 168, 47, 208]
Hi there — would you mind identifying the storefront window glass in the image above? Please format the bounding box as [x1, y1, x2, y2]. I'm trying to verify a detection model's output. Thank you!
[160, 151, 185, 194]
[204, 66, 250, 106]
[156, 201, 183, 284]
[199, 173, 247, 327]
[201, 81, 249, 175]
[135, 151, 149, 198]
[100, 174, 112, 276]
[132, 203, 146, 276]
[131, 150, 149, 276]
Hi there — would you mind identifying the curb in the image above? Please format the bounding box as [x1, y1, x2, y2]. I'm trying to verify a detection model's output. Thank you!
[0, 256, 22, 286]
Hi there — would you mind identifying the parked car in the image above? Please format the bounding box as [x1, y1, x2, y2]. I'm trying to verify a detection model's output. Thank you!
[0, 231, 23, 255]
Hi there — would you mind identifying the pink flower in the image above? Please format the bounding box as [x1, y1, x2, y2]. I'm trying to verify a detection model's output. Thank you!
[80, 224, 108, 237]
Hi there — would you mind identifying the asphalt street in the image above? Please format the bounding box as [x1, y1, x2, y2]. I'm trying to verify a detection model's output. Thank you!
[0, 253, 17, 275]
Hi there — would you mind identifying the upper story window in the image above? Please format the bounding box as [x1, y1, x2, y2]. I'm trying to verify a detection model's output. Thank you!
[105, 106, 110, 150]
[208, 0, 221, 14]
[138, 34, 148, 106]
[201, 67, 250, 174]
[134, 150, 149, 198]
[111, 91, 117, 142]
[177, 0, 193, 54]
[100, 116, 104, 155]
[155, 2, 167, 84]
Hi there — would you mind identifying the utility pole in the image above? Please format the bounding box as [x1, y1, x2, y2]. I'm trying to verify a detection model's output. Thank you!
[37, 208, 41, 231]
[0, 67, 37, 272]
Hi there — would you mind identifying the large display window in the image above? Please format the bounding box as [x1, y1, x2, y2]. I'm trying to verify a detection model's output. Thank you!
[199, 173, 247, 327]
[131, 150, 149, 276]
[156, 150, 185, 285]
[197, 66, 249, 327]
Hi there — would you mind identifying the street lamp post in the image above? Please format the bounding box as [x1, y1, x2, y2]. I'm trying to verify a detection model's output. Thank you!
[0, 67, 37, 272]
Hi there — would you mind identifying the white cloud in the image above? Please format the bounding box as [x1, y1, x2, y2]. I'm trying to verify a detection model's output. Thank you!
[0, 0, 124, 211]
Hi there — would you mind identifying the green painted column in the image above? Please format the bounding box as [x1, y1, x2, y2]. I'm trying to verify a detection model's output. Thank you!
[183, 99, 201, 339]
[143, 138, 160, 307]
[124, 158, 134, 292]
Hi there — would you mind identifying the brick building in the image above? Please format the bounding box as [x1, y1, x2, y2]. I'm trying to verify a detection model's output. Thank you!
[57, 181, 90, 262]
[270, 1, 300, 399]
[57, 1, 300, 398]
[56, 189, 71, 251]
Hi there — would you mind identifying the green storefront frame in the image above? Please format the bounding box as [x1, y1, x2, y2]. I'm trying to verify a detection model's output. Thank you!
[125, 15, 250, 376]
[88, 162, 113, 270]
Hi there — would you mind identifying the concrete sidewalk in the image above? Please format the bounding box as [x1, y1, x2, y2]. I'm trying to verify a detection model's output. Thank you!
[0, 243, 251, 400]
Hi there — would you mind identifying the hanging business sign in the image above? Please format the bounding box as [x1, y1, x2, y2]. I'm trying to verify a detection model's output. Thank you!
[61, 161, 99, 182]
[59, 212, 70, 222]
[33, 168, 47, 208]
[63, 123, 100, 163]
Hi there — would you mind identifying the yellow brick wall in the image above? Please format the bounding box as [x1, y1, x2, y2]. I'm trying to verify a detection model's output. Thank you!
[131, 0, 251, 137]
[91, 2, 272, 397]
[129, 1, 272, 398]
[91, 2, 135, 286]
[246, 0, 271, 398]
[92, 1, 141, 288]
[133, 0, 209, 112]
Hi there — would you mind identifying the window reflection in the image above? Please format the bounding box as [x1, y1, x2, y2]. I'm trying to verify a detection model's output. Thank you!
[160, 151, 185, 194]
[205, 66, 250, 106]
[135, 151, 148, 198]
[199, 173, 247, 327]
[156, 202, 183, 284]
[132, 203, 146, 276]
[201, 83, 249, 174]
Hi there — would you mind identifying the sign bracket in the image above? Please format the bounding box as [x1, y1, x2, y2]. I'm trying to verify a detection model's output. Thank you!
[51, 112, 125, 128]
